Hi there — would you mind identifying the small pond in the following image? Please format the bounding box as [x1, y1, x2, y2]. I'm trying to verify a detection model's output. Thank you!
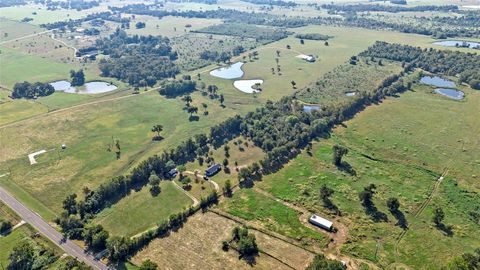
[50, 81, 117, 94]
[210, 62, 244, 79]
[433, 40, 480, 49]
[435, 88, 464, 100]
[420, 76, 456, 88]
[345, 91, 357, 97]
[303, 105, 320, 113]
[233, 79, 263, 94]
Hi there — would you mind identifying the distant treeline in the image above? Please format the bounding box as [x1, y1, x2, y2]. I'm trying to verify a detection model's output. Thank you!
[294, 33, 331, 40]
[194, 23, 292, 43]
[359, 41, 480, 89]
[43, 0, 100, 11]
[0, 0, 26, 7]
[241, 0, 297, 7]
[40, 12, 130, 30]
[321, 4, 458, 13]
[109, 4, 480, 38]
[167, 0, 218, 4]
[96, 29, 179, 86]
[12, 82, 54, 99]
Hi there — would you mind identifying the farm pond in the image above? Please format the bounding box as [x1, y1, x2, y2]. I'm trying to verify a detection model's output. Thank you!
[434, 88, 465, 100]
[420, 76, 456, 88]
[433, 40, 480, 49]
[50, 81, 118, 94]
[233, 79, 263, 94]
[209, 62, 244, 79]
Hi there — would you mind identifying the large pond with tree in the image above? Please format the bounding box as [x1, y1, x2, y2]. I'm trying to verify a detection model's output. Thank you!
[49, 81, 118, 94]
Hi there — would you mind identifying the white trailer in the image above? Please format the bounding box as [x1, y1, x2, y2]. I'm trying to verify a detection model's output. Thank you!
[309, 214, 333, 231]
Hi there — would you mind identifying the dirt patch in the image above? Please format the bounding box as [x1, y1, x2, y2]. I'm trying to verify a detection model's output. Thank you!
[132, 211, 314, 270]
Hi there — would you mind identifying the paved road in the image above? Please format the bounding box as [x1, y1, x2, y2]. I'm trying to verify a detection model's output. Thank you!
[0, 187, 110, 270]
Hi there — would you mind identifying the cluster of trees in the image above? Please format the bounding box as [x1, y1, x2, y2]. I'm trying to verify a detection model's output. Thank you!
[444, 248, 480, 270]
[240, 0, 296, 7]
[321, 3, 458, 13]
[294, 33, 331, 41]
[12, 81, 55, 99]
[199, 45, 245, 63]
[0, 0, 26, 7]
[225, 227, 258, 263]
[0, 218, 12, 234]
[7, 240, 58, 270]
[194, 23, 291, 44]
[360, 41, 480, 89]
[159, 79, 196, 97]
[97, 29, 179, 86]
[43, 0, 99, 11]
[135, 21, 146, 29]
[41, 12, 130, 30]
[306, 254, 346, 270]
[70, 69, 85, 86]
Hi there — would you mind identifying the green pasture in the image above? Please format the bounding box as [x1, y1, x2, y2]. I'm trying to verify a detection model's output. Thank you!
[125, 15, 223, 37]
[254, 83, 480, 269]
[0, 4, 103, 25]
[95, 181, 193, 237]
[0, 18, 42, 42]
[220, 188, 329, 247]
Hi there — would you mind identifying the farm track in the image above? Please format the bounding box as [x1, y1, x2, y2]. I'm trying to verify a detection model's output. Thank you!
[0, 29, 54, 45]
[393, 170, 447, 257]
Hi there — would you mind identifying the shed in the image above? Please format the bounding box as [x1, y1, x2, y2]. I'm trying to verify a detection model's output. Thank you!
[309, 214, 333, 231]
[205, 163, 221, 177]
[164, 168, 178, 179]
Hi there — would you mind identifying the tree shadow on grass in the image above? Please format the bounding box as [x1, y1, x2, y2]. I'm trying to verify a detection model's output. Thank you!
[436, 223, 454, 237]
[364, 204, 388, 222]
[337, 161, 357, 176]
[391, 210, 408, 229]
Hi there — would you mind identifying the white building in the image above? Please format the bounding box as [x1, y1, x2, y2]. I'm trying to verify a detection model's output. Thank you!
[309, 214, 333, 231]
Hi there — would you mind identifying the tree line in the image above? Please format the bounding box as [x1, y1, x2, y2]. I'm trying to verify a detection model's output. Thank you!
[294, 33, 331, 41]
[359, 41, 480, 89]
[320, 3, 458, 13]
[193, 23, 292, 44]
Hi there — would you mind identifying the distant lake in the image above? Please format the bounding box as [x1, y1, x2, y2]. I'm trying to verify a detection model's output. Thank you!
[303, 105, 320, 113]
[435, 88, 464, 100]
[420, 76, 456, 88]
[50, 81, 117, 94]
[433, 40, 480, 49]
[233, 79, 263, 94]
[209, 62, 244, 79]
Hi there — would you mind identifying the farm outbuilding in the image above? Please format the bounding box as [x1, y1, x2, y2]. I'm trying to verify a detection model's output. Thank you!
[309, 214, 333, 231]
[165, 168, 178, 179]
[205, 164, 221, 177]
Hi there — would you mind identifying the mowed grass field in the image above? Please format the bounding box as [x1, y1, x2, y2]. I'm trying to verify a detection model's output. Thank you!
[131, 211, 316, 270]
[0, 18, 43, 42]
[252, 83, 480, 269]
[125, 15, 223, 37]
[95, 181, 193, 237]
[0, 90, 237, 218]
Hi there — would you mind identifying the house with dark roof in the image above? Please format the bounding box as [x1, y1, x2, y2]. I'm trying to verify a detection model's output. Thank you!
[164, 168, 178, 179]
[205, 164, 221, 177]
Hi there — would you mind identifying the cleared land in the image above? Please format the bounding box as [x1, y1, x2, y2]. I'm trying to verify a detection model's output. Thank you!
[125, 15, 223, 37]
[132, 211, 315, 270]
[95, 181, 193, 237]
